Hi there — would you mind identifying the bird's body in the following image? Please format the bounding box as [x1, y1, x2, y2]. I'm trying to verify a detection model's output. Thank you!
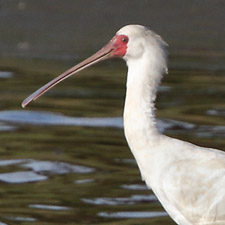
[120, 25, 225, 224]
[22, 25, 225, 225]
[136, 136, 225, 225]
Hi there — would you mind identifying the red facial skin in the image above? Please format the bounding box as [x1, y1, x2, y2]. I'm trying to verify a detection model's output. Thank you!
[111, 34, 129, 57]
[22, 34, 129, 107]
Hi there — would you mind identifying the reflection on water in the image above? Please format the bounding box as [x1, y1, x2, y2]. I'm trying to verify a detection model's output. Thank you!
[0, 53, 223, 225]
[207, 109, 225, 116]
[98, 211, 168, 219]
[0, 159, 26, 167]
[5, 216, 36, 222]
[0, 171, 47, 183]
[0, 159, 94, 183]
[0, 222, 7, 225]
[0, 122, 16, 132]
[23, 160, 95, 174]
[0, 110, 123, 128]
[0, 1, 224, 224]
[75, 179, 95, 184]
[82, 194, 157, 206]
[0, 110, 224, 138]
[121, 184, 148, 191]
[29, 204, 71, 211]
[0, 110, 194, 132]
[191, 125, 225, 138]
[0, 71, 13, 79]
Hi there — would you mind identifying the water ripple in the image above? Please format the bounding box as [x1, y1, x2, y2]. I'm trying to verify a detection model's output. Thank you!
[0, 171, 47, 183]
[22, 160, 95, 174]
[0, 159, 27, 167]
[0, 122, 16, 132]
[0, 110, 223, 137]
[192, 125, 225, 138]
[0, 159, 95, 183]
[98, 211, 168, 218]
[0, 71, 13, 79]
[5, 216, 36, 222]
[0, 222, 8, 225]
[0, 110, 195, 132]
[75, 179, 95, 184]
[82, 194, 157, 206]
[29, 204, 71, 211]
[121, 184, 148, 191]
[0, 110, 123, 128]
[207, 109, 225, 116]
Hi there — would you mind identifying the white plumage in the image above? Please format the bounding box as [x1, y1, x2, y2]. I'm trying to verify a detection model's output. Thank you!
[120, 25, 225, 225]
[22, 24, 225, 225]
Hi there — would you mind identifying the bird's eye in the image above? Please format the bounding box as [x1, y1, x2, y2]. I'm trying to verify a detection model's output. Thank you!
[121, 37, 128, 43]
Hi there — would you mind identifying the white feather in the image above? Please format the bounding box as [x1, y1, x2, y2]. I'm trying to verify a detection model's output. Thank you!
[118, 25, 225, 225]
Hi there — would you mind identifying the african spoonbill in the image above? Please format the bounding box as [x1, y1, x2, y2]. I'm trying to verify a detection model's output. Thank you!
[22, 25, 225, 225]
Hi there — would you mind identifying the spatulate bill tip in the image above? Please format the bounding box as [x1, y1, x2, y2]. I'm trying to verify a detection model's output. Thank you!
[21, 102, 26, 108]
[21, 98, 31, 108]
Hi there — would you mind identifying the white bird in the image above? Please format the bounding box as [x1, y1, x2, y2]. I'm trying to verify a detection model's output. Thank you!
[22, 25, 225, 225]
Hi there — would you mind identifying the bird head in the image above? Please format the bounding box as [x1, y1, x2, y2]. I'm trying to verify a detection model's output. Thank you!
[22, 25, 167, 108]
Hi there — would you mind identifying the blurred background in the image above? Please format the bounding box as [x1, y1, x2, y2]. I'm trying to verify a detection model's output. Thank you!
[1, 0, 225, 61]
[0, 1, 224, 225]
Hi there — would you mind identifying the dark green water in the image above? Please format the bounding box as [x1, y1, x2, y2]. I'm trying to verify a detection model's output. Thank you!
[0, 56, 223, 225]
[0, 1, 224, 224]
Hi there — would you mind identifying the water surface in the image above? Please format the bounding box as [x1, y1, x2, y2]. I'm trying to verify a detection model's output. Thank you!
[0, 2, 224, 224]
[0, 60, 223, 225]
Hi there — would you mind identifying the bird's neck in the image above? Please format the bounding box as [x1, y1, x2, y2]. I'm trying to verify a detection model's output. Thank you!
[124, 55, 166, 150]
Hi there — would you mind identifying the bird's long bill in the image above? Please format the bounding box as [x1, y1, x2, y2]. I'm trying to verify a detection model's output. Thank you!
[22, 41, 115, 108]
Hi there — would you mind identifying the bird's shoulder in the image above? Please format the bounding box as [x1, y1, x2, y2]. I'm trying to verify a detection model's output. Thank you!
[162, 136, 225, 167]
[151, 136, 225, 225]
